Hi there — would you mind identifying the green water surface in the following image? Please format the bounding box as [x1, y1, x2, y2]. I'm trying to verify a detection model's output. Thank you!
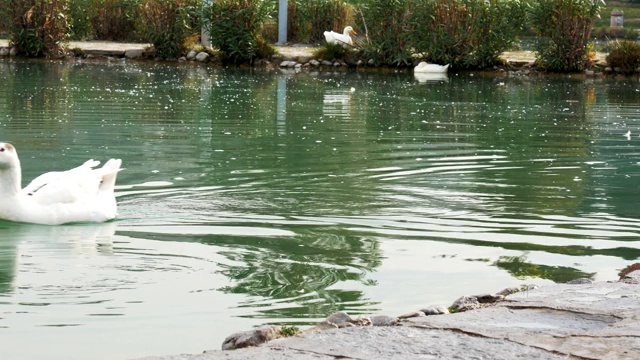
[0, 59, 639, 359]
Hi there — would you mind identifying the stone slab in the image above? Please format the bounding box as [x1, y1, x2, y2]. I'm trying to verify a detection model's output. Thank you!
[0, 40, 149, 57]
[405, 281, 640, 360]
[138, 326, 566, 360]
[137, 279, 640, 360]
[137, 348, 333, 360]
[68, 41, 149, 57]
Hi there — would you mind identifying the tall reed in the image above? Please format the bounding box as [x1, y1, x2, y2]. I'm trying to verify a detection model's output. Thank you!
[2, 0, 70, 56]
[529, 0, 603, 71]
[407, 0, 525, 69]
[68, 0, 92, 40]
[137, 0, 200, 58]
[203, 0, 273, 64]
[288, 0, 355, 44]
[88, 0, 139, 41]
[605, 39, 640, 75]
[358, 0, 412, 66]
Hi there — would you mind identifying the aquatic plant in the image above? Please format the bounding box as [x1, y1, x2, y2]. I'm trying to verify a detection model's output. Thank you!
[529, 0, 604, 72]
[137, 0, 200, 59]
[1, 0, 70, 56]
[202, 0, 273, 64]
[605, 39, 640, 74]
[406, 0, 526, 69]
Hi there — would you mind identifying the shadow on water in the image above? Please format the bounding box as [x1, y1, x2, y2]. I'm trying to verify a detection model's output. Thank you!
[495, 255, 595, 283]
[116, 220, 383, 318]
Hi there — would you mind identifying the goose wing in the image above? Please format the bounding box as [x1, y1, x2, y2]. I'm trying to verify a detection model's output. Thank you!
[22, 159, 102, 205]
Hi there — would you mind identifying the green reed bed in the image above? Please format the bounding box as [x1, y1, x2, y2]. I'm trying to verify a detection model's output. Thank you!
[1, 0, 70, 56]
[605, 39, 640, 74]
[287, 0, 355, 44]
[202, 0, 274, 64]
[529, 0, 604, 72]
[137, 0, 200, 59]
[406, 0, 526, 69]
[88, 0, 139, 41]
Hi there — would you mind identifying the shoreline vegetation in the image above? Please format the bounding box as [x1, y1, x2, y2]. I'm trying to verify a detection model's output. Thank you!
[0, 0, 639, 75]
[0, 39, 615, 78]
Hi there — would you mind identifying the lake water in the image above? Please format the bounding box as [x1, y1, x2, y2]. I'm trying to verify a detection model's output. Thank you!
[0, 59, 639, 359]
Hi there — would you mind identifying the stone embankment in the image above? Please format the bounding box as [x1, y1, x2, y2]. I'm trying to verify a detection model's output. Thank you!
[0, 40, 618, 76]
[139, 266, 640, 360]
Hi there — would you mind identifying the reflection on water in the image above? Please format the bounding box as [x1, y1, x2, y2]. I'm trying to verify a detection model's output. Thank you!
[0, 222, 117, 296]
[0, 59, 639, 359]
[414, 72, 449, 83]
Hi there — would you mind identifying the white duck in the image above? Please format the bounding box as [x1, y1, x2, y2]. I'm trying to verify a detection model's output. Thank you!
[324, 26, 356, 46]
[0, 142, 122, 225]
[414, 61, 449, 73]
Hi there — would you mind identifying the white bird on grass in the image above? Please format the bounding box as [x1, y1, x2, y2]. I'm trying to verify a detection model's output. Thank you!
[0, 142, 122, 225]
[324, 26, 357, 46]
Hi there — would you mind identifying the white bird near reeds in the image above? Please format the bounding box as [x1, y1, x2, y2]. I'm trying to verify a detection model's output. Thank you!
[324, 26, 357, 46]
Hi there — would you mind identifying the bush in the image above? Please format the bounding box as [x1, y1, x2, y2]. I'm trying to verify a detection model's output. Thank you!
[605, 39, 640, 74]
[407, 0, 526, 69]
[137, 0, 200, 58]
[89, 0, 139, 41]
[288, 0, 355, 44]
[358, 0, 412, 66]
[68, 0, 93, 40]
[314, 42, 350, 60]
[0, 9, 9, 37]
[529, 0, 604, 72]
[2, 0, 70, 56]
[203, 0, 273, 64]
[592, 26, 639, 40]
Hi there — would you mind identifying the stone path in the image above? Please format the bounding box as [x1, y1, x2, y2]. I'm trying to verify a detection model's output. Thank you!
[0, 40, 149, 58]
[67, 41, 149, 57]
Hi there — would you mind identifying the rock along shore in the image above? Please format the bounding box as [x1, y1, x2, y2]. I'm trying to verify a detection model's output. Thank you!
[137, 268, 640, 360]
[0, 39, 619, 76]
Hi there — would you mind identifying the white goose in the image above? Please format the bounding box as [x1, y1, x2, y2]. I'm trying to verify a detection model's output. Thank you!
[324, 26, 356, 46]
[414, 61, 449, 73]
[0, 142, 122, 225]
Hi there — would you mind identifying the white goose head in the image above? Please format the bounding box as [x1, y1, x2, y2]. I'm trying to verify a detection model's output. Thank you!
[343, 26, 356, 36]
[0, 143, 19, 169]
[0, 142, 22, 196]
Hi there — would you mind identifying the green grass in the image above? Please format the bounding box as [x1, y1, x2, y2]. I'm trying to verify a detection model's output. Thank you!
[279, 326, 299, 337]
[594, 1, 640, 30]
